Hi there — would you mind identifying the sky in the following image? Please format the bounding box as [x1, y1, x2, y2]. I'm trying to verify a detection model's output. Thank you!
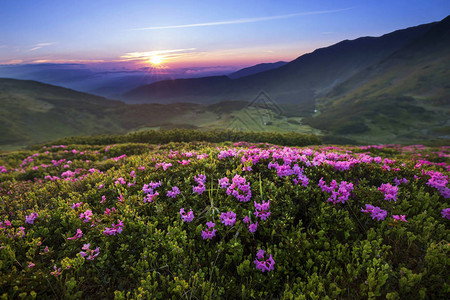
[0, 0, 449, 70]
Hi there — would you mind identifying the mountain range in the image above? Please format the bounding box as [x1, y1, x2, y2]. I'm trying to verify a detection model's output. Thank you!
[123, 19, 438, 106]
[0, 16, 449, 148]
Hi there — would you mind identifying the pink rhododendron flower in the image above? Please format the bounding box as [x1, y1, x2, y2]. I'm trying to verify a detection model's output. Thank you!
[220, 211, 236, 226]
[179, 208, 194, 222]
[104, 207, 116, 215]
[167, 186, 181, 198]
[67, 229, 83, 240]
[218, 177, 230, 189]
[103, 220, 123, 236]
[25, 213, 38, 224]
[392, 215, 407, 222]
[361, 204, 387, 221]
[80, 243, 100, 261]
[201, 222, 216, 240]
[155, 162, 172, 170]
[442, 208, 450, 220]
[254, 249, 275, 272]
[194, 174, 206, 184]
[226, 175, 251, 202]
[248, 222, 258, 233]
[378, 183, 398, 201]
[254, 200, 271, 220]
[79, 210, 93, 222]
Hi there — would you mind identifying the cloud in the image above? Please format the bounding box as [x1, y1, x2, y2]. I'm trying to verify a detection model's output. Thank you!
[26, 42, 57, 52]
[0, 59, 23, 65]
[128, 8, 352, 31]
[120, 48, 196, 61]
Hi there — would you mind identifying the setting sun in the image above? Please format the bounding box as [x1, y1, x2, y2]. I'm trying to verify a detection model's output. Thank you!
[149, 55, 164, 66]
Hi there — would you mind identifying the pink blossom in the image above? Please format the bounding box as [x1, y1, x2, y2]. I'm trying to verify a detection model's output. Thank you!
[25, 212, 38, 224]
[442, 208, 450, 219]
[80, 243, 100, 261]
[79, 210, 93, 222]
[254, 200, 271, 220]
[103, 220, 123, 236]
[361, 204, 387, 221]
[167, 186, 181, 198]
[220, 211, 236, 226]
[254, 249, 275, 272]
[201, 222, 216, 240]
[378, 183, 398, 202]
[67, 229, 83, 240]
[392, 215, 407, 222]
[218, 177, 230, 189]
[179, 208, 194, 222]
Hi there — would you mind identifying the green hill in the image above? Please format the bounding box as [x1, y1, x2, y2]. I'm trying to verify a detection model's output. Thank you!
[305, 16, 450, 144]
[0, 78, 206, 148]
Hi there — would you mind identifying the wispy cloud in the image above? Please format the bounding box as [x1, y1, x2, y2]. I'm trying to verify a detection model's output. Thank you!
[26, 42, 57, 52]
[120, 48, 196, 61]
[128, 8, 352, 31]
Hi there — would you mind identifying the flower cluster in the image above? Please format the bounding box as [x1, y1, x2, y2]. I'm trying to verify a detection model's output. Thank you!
[318, 178, 338, 193]
[392, 215, 407, 222]
[254, 200, 271, 220]
[394, 177, 409, 186]
[179, 208, 194, 222]
[226, 175, 251, 202]
[426, 171, 449, 198]
[67, 228, 83, 240]
[220, 211, 236, 226]
[167, 186, 181, 198]
[327, 181, 354, 205]
[178, 159, 190, 165]
[378, 183, 398, 201]
[103, 220, 124, 236]
[80, 243, 100, 260]
[155, 162, 172, 170]
[71, 202, 83, 209]
[442, 208, 450, 219]
[25, 213, 38, 224]
[201, 221, 216, 240]
[243, 216, 258, 233]
[254, 249, 275, 272]
[361, 204, 387, 221]
[192, 174, 206, 195]
[79, 210, 93, 223]
[143, 181, 161, 203]
[218, 177, 230, 189]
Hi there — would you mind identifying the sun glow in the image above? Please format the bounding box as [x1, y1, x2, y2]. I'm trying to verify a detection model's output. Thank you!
[148, 55, 164, 66]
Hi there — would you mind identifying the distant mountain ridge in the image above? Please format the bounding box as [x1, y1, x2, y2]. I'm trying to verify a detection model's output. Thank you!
[228, 61, 287, 79]
[304, 15, 450, 142]
[123, 19, 438, 108]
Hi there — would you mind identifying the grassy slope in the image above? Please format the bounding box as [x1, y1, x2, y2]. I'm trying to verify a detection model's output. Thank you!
[0, 79, 208, 149]
[0, 80, 322, 150]
[305, 16, 450, 144]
